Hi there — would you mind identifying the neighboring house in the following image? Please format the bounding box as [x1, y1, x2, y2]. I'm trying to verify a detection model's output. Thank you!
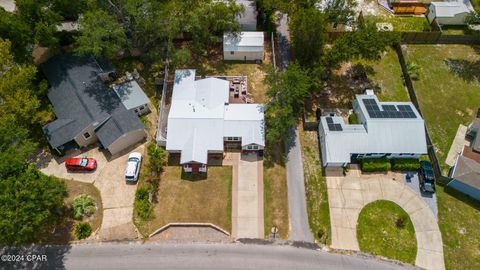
[113, 80, 151, 116]
[236, 0, 257, 31]
[223, 31, 264, 62]
[449, 113, 480, 200]
[318, 90, 428, 167]
[42, 55, 146, 155]
[427, 0, 474, 25]
[166, 69, 265, 173]
[386, 0, 428, 15]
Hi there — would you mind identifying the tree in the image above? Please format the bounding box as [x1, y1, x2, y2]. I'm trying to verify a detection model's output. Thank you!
[0, 9, 33, 62]
[289, 8, 327, 68]
[74, 9, 127, 59]
[0, 165, 67, 244]
[74, 222, 92, 240]
[0, 39, 42, 126]
[264, 63, 312, 144]
[321, 0, 357, 26]
[147, 142, 168, 174]
[325, 22, 400, 69]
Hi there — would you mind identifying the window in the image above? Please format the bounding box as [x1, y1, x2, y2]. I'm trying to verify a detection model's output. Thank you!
[230, 51, 234, 55]
[83, 132, 91, 140]
[228, 137, 233, 141]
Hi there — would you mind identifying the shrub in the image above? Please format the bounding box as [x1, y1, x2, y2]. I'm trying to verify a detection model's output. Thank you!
[391, 158, 420, 171]
[466, 12, 480, 25]
[361, 158, 391, 172]
[147, 142, 168, 174]
[72, 194, 96, 219]
[135, 187, 153, 219]
[75, 222, 92, 240]
[348, 113, 359, 124]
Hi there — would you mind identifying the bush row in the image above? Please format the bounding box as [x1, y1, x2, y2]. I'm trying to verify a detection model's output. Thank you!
[135, 187, 153, 220]
[361, 158, 420, 172]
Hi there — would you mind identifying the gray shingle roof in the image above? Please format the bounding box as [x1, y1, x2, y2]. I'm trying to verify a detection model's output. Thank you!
[452, 155, 480, 190]
[96, 110, 144, 148]
[41, 55, 143, 149]
[113, 80, 150, 110]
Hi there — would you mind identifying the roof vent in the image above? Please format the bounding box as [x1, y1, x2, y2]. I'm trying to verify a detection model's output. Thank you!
[365, 89, 374, 95]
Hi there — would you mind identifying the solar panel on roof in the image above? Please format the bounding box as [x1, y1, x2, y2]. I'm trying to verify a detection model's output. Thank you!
[362, 99, 416, 119]
[326, 117, 333, 124]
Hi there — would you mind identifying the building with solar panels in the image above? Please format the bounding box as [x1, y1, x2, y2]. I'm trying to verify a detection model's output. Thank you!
[318, 91, 428, 167]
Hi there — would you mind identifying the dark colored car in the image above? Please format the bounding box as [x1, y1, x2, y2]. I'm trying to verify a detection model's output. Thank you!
[419, 160, 435, 193]
[65, 157, 97, 171]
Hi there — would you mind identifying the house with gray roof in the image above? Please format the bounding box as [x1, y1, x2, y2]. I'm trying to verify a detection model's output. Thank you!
[319, 90, 428, 167]
[42, 54, 146, 155]
[113, 80, 151, 116]
[449, 113, 480, 200]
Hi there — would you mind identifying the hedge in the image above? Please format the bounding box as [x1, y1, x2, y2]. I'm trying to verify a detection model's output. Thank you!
[361, 158, 391, 172]
[391, 158, 420, 171]
[348, 113, 359, 124]
[135, 187, 153, 220]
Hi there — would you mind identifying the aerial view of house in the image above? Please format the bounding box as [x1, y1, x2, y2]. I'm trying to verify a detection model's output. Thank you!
[42, 55, 147, 155]
[319, 91, 427, 167]
[427, 0, 475, 25]
[166, 69, 264, 173]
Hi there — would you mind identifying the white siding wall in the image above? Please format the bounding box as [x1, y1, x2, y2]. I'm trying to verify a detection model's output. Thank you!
[74, 124, 98, 147]
[224, 50, 264, 61]
[436, 13, 469, 25]
[107, 129, 146, 155]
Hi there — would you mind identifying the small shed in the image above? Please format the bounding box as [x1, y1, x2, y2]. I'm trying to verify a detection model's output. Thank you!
[223, 32, 264, 62]
[114, 80, 151, 116]
[428, 0, 474, 25]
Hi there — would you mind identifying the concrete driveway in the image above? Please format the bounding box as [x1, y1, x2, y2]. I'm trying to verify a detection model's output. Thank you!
[37, 143, 145, 241]
[326, 168, 444, 270]
[228, 153, 264, 239]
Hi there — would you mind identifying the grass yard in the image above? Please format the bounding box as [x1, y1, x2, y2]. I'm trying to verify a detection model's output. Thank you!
[357, 200, 417, 264]
[365, 15, 431, 32]
[39, 180, 103, 244]
[437, 186, 480, 270]
[136, 166, 232, 235]
[404, 45, 480, 170]
[263, 147, 289, 239]
[357, 47, 410, 102]
[403, 45, 480, 270]
[298, 125, 331, 245]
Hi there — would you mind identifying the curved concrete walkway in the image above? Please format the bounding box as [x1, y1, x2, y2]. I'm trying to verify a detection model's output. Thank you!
[327, 172, 444, 270]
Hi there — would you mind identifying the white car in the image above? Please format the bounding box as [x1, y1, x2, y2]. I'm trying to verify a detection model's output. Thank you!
[125, 152, 142, 182]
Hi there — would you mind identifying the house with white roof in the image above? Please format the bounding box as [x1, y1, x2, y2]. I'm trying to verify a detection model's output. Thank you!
[166, 69, 265, 173]
[427, 0, 474, 25]
[223, 32, 264, 62]
[319, 91, 428, 167]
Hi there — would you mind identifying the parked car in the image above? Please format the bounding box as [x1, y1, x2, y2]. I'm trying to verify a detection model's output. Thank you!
[419, 160, 436, 193]
[65, 157, 97, 171]
[125, 152, 142, 182]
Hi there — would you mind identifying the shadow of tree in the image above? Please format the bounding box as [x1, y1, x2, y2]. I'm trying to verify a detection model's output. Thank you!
[444, 58, 480, 83]
[444, 185, 480, 212]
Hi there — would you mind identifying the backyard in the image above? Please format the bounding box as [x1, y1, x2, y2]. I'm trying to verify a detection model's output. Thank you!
[364, 14, 431, 32]
[135, 166, 232, 236]
[357, 200, 417, 264]
[403, 44, 480, 270]
[298, 125, 331, 244]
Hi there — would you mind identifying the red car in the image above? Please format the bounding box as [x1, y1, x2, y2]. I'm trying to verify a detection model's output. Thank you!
[65, 157, 97, 171]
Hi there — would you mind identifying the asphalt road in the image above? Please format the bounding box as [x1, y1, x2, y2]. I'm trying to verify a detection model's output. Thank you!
[1, 242, 419, 270]
[275, 12, 314, 242]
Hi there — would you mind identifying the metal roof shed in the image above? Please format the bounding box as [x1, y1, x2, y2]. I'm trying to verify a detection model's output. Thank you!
[223, 32, 264, 62]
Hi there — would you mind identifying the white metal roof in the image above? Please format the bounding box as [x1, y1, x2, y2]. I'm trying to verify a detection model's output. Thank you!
[166, 70, 265, 164]
[432, 0, 473, 17]
[320, 93, 428, 165]
[223, 32, 264, 52]
[113, 80, 150, 110]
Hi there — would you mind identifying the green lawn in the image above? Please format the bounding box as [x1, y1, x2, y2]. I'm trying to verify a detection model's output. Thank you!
[403, 45, 480, 270]
[357, 47, 410, 102]
[264, 147, 289, 239]
[357, 200, 417, 264]
[298, 125, 331, 245]
[135, 166, 232, 235]
[472, 0, 480, 12]
[404, 45, 480, 170]
[437, 186, 480, 270]
[365, 15, 431, 32]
